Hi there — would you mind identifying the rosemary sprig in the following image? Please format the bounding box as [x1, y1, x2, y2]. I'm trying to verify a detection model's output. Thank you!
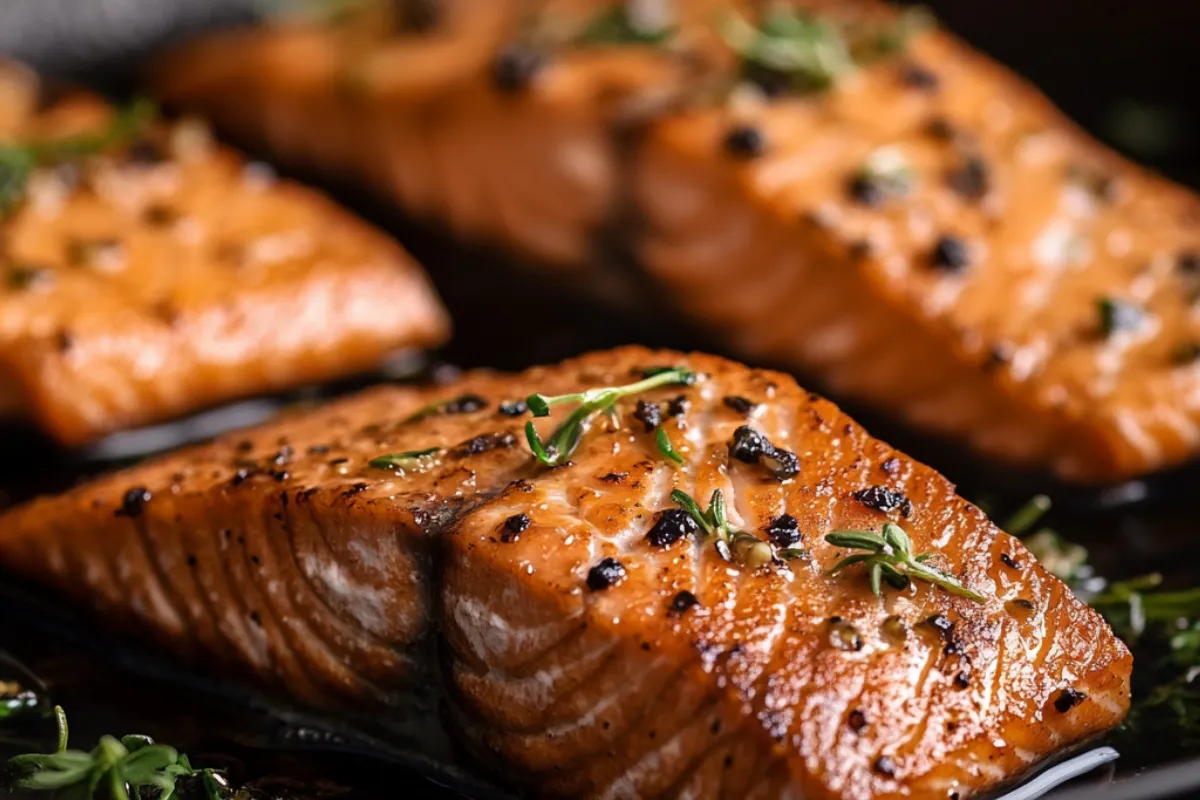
[0, 98, 156, 216]
[368, 447, 441, 471]
[825, 523, 986, 602]
[6, 707, 225, 800]
[524, 367, 696, 467]
[669, 488, 778, 567]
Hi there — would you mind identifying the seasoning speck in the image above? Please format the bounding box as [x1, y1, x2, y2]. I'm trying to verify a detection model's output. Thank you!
[670, 590, 700, 612]
[873, 756, 898, 777]
[852, 486, 912, 517]
[723, 125, 766, 158]
[633, 399, 662, 432]
[492, 46, 545, 92]
[765, 514, 801, 547]
[1097, 297, 1144, 337]
[499, 400, 527, 416]
[848, 709, 868, 732]
[830, 618, 864, 651]
[946, 154, 990, 200]
[899, 62, 939, 90]
[931, 235, 970, 272]
[502, 513, 531, 542]
[1054, 687, 1087, 713]
[115, 487, 151, 518]
[587, 557, 626, 591]
[647, 509, 700, 547]
[999, 552, 1021, 570]
[723, 396, 757, 415]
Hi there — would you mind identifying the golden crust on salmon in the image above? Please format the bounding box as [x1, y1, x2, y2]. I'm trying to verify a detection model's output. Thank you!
[0, 61, 449, 447]
[150, 1, 1200, 484]
[0, 347, 1130, 799]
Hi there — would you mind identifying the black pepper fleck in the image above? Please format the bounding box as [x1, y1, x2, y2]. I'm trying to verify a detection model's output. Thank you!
[848, 174, 886, 207]
[499, 400, 527, 416]
[186, 555, 197, 568]
[723, 125, 766, 158]
[899, 62, 939, 90]
[666, 395, 689, 417]
[723, 395, 757, 415]
[873, 756, 897, 777]
[633, 400, 662, 432]
[492, 46, 544, 92]
[647, 509, 700, 547]
[670, 590, 700, 612]
[587, 558, 626, 591]
[853, 486, 910, 515]
[115, 487, 151, 518]
[946, 154, 990, 200]
[1178, 250, 1200, 274]
[1098, 297, 1145, 337]
[848, 709, 868, 732]
[1054, 687, 1087, 713]
[999, 552, 1021, 570]
[502, 513, 530, 542]
[931, 235, 971, 272]
[765, 514, 801, 547]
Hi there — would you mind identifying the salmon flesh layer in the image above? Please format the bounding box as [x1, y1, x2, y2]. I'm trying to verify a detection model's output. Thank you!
[0, 61, 449, 447]
[0, 347, 1130, 799]
[151, 0, 1200, 484]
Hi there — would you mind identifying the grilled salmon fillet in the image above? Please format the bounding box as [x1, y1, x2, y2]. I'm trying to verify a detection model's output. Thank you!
[150, 0, 1200, 485]
[0, 60, 448, 447]
[0, 347, 1130, 798]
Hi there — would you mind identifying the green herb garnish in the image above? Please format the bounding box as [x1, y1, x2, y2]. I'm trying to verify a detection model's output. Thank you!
[825, 523, 987, 602]
[669, 488, 778, 567]
[574, 2, 676, 46]
[720, 6, 854, 93]
[6, 707, 225, 800]
[0, 98, 156, 217]
[368, 447, 441, 471]
[655, 427, 684, 464]
[855, 147, 914, 197]
[1003, 493, 1052, 535]
[524, 367, 696, 467]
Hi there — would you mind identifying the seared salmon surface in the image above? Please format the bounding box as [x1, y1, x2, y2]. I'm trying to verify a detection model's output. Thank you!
[0, 348, 1130, 798]
[152, 0, 1200, 484]
[0, 61, 448, 447]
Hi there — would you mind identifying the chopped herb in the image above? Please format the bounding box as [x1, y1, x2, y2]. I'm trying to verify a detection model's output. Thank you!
[825, 523, 986, 602]
[667, 489, 780, 567]
[2, 98, 155, 217]
[6, 707, 225, 800]
[655, 426, 684, 465]
[524, 367, 696, 466]
[1097, 297, 1145, 337]
[368, 447, 441, 471]
[573, 2, 676, 46]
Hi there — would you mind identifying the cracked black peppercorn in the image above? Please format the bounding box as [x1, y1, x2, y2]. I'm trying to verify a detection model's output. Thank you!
[1054, 687, 1087, 713]
[848, 709, 868, 731]
[848, 174, 887, 207]
[502, 513, 530, 542]
[670, 590, 700, 612]
[765, 514, 801, 547]
[647, 509, 700, 547]
[723, 396, 757, 415]
[587, 557, 626, 591]
[499, 400, 527, 416]
[947, 154, 990, 199]
[492, 46, 545, 92]
[115, 487, 152, 518]
[899, 62, 939, 90]
[633, 399, 663, 432]
[852, 486, 911, 515]
[729, 426, 799, 480]
[723, 124, 766, 158]
[931, 235, 970, 271]
[1000, 552, 1021, 570]
[1178, 250, 1200, 274]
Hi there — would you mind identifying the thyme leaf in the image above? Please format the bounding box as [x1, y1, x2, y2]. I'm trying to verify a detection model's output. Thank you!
[368, 447, 441, 471]
[825, 523, 986, 602]
[524, 367, 696, 466]
[655, 426, 684, 464]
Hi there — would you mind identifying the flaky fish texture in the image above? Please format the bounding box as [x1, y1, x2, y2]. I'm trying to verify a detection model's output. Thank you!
[0, 61, 448, 446]
[152, 0, 1200, 484]
[0, 347, 1130, 798]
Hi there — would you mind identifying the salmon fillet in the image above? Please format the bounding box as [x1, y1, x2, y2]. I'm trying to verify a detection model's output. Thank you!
[149, 1, 1200, 484]
[0, 60, 449, 447]
[0, 347, 1130, 798]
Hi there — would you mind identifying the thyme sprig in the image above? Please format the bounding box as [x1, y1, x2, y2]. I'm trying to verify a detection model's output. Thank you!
[0, 98, 156, 215]
[524, 367, 696, 467]
[669, 489, 800, 567]
[825, 523, 986, 602]
[6, 707, 225, 800]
